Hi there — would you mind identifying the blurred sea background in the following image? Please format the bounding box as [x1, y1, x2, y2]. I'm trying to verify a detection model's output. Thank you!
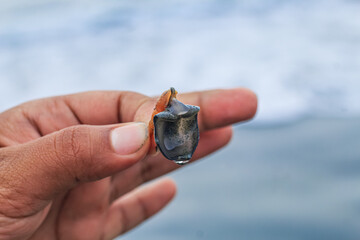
[1, 0, 360, 239]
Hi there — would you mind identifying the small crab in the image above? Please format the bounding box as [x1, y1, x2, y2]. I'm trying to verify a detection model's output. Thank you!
[148, 87, 200, 165]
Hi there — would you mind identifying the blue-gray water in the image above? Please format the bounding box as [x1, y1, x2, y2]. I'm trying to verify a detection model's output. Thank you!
[1, 0, 360, 123]
[1, 0, 360, 239]
[124, 118, 360, 240]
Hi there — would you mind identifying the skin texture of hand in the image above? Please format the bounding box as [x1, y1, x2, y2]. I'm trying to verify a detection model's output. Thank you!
[0, 88, 257, 240]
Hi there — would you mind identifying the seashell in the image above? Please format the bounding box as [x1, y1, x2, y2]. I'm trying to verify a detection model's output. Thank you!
[149, 87, 200, 165]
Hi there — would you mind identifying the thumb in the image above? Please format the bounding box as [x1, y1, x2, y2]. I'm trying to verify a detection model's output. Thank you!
[0, 122, 149, 213]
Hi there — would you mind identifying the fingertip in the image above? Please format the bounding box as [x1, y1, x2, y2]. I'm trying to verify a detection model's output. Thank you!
[236, 87, 258, 120]
[220, 125, 233, 146]
[108, 134, 150, 170]
[110, 122, 148, 155]
[224, 88, 258, 121]
[149, 178, 177, 203]
[184, 88, 258, 131]
[87, 124, 151, 180]
[160, 177, 177, 199]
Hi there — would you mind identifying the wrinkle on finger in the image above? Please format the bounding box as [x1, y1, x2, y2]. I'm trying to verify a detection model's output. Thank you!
[0, 107, 42, 146]
[22, 97, 80, 135]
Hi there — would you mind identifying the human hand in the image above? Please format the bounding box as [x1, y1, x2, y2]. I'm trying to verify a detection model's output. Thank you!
[0, 89, 257, 240]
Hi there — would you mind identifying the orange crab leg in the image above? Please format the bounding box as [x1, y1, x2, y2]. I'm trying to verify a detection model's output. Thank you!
[148, 87, 178, 153]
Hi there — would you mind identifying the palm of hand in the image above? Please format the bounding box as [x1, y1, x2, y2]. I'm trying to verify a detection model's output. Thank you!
[0, 89, 256, 240]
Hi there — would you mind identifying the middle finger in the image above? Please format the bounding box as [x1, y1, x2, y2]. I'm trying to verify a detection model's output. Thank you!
[109, 88, 256, 201]
[109, 126, 232, 202]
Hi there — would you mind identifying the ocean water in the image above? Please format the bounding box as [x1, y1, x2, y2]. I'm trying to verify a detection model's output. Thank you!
[125, 118, 360, 240]
[1, 0, 360, 124]
[1, 0, 360, 239]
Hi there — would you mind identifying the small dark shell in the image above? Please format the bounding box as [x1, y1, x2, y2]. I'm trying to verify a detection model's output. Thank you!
[153, 98, 200, 165]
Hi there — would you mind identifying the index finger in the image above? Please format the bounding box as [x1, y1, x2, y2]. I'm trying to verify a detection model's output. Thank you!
[22, 88, 256, 136]
[180, 88, 257, 131]
[133, 88, 257, 132]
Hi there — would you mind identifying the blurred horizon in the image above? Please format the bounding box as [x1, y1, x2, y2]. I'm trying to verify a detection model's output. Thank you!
[1, 0, 360, 125]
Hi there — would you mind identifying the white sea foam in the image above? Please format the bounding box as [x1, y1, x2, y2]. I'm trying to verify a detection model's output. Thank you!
[0, 0, 359, 125]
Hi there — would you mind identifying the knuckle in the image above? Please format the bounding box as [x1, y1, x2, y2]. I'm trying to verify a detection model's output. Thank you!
[54, 126, 93, 178]
[61, 126, 90, 159]
[0, 149, 35, 217]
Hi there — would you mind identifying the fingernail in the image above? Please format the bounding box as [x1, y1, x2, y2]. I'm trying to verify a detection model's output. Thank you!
[110, 123, 148, 155]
